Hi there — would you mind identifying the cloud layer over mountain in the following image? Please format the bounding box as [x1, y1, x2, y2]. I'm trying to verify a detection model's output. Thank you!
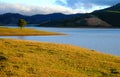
[0, 0, 120, 15]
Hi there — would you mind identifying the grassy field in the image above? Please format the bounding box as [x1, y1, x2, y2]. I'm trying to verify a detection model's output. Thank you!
[0, 27, 63, 36]
[0, 39, 120, 77]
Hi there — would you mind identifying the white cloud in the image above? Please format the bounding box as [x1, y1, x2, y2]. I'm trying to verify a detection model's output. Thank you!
[56, 0, 117, 13]
[0, 2, 86, 15]
[0, 0, 119, 15]
[0, 1, 112, 15]
[56, 0, 120, 8]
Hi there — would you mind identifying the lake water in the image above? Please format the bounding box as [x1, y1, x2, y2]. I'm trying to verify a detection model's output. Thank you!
[0, 27, 120, 56]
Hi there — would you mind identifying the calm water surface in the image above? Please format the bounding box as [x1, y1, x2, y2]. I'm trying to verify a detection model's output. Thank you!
[0, 27, 120, 56]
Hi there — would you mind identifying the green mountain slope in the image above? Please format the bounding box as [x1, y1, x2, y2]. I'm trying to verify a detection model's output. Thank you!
[39, 3, 120, 28]
[92, 3, 120, 27]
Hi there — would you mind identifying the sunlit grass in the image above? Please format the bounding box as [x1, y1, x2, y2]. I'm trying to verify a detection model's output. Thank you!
[0, 39, 120, 77]
[0, 27, 63, 36]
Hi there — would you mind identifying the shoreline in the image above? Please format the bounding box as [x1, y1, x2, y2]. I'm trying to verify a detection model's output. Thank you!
[0, 33, 66, 36]
[0, 27, 66, 36]
[1, 25, 120, 29]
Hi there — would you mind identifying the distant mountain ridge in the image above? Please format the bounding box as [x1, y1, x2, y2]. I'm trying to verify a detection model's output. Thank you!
[0, 3, 120, 28]
[0, 13, 82, 24]
[0, 13, 28, 24]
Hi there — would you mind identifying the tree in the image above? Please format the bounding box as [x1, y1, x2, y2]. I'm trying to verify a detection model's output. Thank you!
[17, 19, 27, 28]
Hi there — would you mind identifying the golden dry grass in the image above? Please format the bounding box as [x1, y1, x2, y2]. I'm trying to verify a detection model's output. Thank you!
[0, 39, 120, 77]
[0, 27, 64, 36]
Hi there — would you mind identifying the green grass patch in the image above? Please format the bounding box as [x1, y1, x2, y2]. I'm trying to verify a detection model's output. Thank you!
[0, 27, 64, 36]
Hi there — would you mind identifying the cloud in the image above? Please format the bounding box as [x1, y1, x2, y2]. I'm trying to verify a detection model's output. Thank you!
[56, 0, 120, 8]
[1, 0, 119, 15]
[0, 2, 82, 15]
[56, 0, 120, 12]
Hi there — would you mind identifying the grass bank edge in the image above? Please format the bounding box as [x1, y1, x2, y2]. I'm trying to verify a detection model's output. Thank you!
[0, 27, 66, 36]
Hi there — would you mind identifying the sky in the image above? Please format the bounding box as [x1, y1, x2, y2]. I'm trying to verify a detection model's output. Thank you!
[0, 0, 120, 15]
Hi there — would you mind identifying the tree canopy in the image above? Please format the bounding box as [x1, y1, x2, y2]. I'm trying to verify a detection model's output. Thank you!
[18, 19, 27, 28]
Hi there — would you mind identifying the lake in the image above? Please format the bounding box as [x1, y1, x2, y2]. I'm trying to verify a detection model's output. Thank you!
[0, 27, 120, 56]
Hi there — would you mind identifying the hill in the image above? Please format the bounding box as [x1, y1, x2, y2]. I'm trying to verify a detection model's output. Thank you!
[0, 13, 81, 25]
[0, 39, 120, 77]
[39, 3, 120, 28]
[92, 3, 120, 27]
[40, 14, 111, 28]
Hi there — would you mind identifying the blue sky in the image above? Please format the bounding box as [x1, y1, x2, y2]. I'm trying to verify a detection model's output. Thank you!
[0, 0, 120, 15]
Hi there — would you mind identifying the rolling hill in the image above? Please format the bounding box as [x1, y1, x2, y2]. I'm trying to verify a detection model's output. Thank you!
[92, 3, 120, 27]
[38, 3, 120, 28]
[0, 13, 81, 25]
